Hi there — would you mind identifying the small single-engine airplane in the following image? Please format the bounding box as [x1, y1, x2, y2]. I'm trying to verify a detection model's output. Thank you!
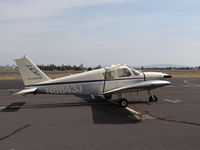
[14, 56, 171, 107]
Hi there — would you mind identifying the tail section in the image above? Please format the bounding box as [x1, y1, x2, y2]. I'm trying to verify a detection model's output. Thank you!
[15, 56, 50, 86]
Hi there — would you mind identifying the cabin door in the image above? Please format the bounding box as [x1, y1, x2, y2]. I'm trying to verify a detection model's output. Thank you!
[102, 69, 116, 93]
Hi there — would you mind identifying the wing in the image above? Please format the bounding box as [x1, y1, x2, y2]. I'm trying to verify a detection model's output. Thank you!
[13, 88, 37, 95]
[102, 80, 170, 95]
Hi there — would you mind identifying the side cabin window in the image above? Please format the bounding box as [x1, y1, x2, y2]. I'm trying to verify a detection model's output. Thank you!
[117, 68, 131, 78]
[104, 70, 115, 79]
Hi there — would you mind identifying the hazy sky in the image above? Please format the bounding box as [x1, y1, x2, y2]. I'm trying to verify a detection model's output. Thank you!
[0, 0, 200, 66]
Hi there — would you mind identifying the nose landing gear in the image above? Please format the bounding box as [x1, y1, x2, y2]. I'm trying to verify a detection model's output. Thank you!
[148, 90, 158, 102]
[149, 95, 158, 102]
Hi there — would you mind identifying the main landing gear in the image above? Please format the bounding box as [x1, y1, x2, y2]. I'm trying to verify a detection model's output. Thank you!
[119, 98, 128, 108]
[104, 94, 128, 108]
[148, 90, 158, 102]
[117, 94, 128, 108]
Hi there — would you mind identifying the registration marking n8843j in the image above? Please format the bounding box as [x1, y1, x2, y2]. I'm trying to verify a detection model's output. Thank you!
[45, 84, 82, 94]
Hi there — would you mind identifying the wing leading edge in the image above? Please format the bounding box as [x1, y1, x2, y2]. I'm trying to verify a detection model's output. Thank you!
[102, 80, 170, 95]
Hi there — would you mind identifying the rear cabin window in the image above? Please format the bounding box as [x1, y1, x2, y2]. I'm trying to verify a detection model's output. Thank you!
[117, 68, 131, 77]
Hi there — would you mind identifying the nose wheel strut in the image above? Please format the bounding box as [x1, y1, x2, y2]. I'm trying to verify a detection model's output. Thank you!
[148, 90, 158, 102]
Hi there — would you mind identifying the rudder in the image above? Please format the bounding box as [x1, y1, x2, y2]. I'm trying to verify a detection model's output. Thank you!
[15, 56, 50, 86]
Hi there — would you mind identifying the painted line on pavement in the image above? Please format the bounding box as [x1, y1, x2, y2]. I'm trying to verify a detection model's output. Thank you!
[163, 99, 182, 104]
[125, 107, 155, 120]
[126, 107, 141, 115]
[184, 80, 200, 87]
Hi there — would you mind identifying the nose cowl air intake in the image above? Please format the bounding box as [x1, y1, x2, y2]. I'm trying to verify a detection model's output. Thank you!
[163, 73, 172, 79]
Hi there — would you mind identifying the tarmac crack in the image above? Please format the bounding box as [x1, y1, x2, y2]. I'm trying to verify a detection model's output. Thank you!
[132, 106, 200, 126]
[158, 118, 200, 127]
[0, 124, 31, 142]
[145, 111, 200, 127]
[184, 80, 200, 87]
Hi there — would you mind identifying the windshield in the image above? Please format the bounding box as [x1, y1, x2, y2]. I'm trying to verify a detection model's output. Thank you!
[131, 68, 141, 75]
[117, 68, 131, 77]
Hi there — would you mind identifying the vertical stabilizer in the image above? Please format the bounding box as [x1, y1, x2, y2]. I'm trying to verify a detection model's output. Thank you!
[15, 56, 50, 86]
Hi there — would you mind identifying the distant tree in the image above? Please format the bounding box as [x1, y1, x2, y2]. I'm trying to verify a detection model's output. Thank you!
[87, 67, 92, 71]
[94, 65, 102, 69]
[37, 64, 104, 71]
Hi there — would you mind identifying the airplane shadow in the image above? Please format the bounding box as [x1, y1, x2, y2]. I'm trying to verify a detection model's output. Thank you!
[0, 101, 92, 112]
[1, 101, 95, 112]
[1, 102, 25, 112]
[78, 96, 141, 124]
[1, 96, 144, 124]
[91, 104, 141, 124]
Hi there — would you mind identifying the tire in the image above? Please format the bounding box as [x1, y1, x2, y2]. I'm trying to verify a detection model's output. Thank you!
[119, 98, 128, 108]
[149, 96, 154, 102]
[153, 95, 158, 102]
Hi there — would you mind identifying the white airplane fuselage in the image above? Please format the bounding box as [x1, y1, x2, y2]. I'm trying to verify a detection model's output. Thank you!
[15, 56, 171, 107]
[25, 66, 168, 96]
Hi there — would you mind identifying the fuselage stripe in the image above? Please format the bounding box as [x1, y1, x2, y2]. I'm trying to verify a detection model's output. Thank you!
[25, 77, 144, 87]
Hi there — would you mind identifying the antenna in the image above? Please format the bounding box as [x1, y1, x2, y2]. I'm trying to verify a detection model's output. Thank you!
[80, 66, 86, 72]
[79, 64, 86, 72]
[62, 66, 72, 76]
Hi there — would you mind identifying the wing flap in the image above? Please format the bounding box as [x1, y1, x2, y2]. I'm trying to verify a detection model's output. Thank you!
[13, 88, 37, 95]
[103, 80, 170, 95]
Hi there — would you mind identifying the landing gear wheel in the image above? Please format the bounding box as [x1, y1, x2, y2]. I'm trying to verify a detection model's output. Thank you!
[149, 95, 158, 102]
[149, 95, 154, 102]
[119, 98, 128, 108]
[153, 95, 158, 102]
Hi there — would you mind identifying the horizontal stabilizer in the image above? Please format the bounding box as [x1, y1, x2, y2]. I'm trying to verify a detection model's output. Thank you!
[13, 88, 37, 95]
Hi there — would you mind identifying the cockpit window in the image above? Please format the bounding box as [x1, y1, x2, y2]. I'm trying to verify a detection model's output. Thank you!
[117, 68, 131, 77]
